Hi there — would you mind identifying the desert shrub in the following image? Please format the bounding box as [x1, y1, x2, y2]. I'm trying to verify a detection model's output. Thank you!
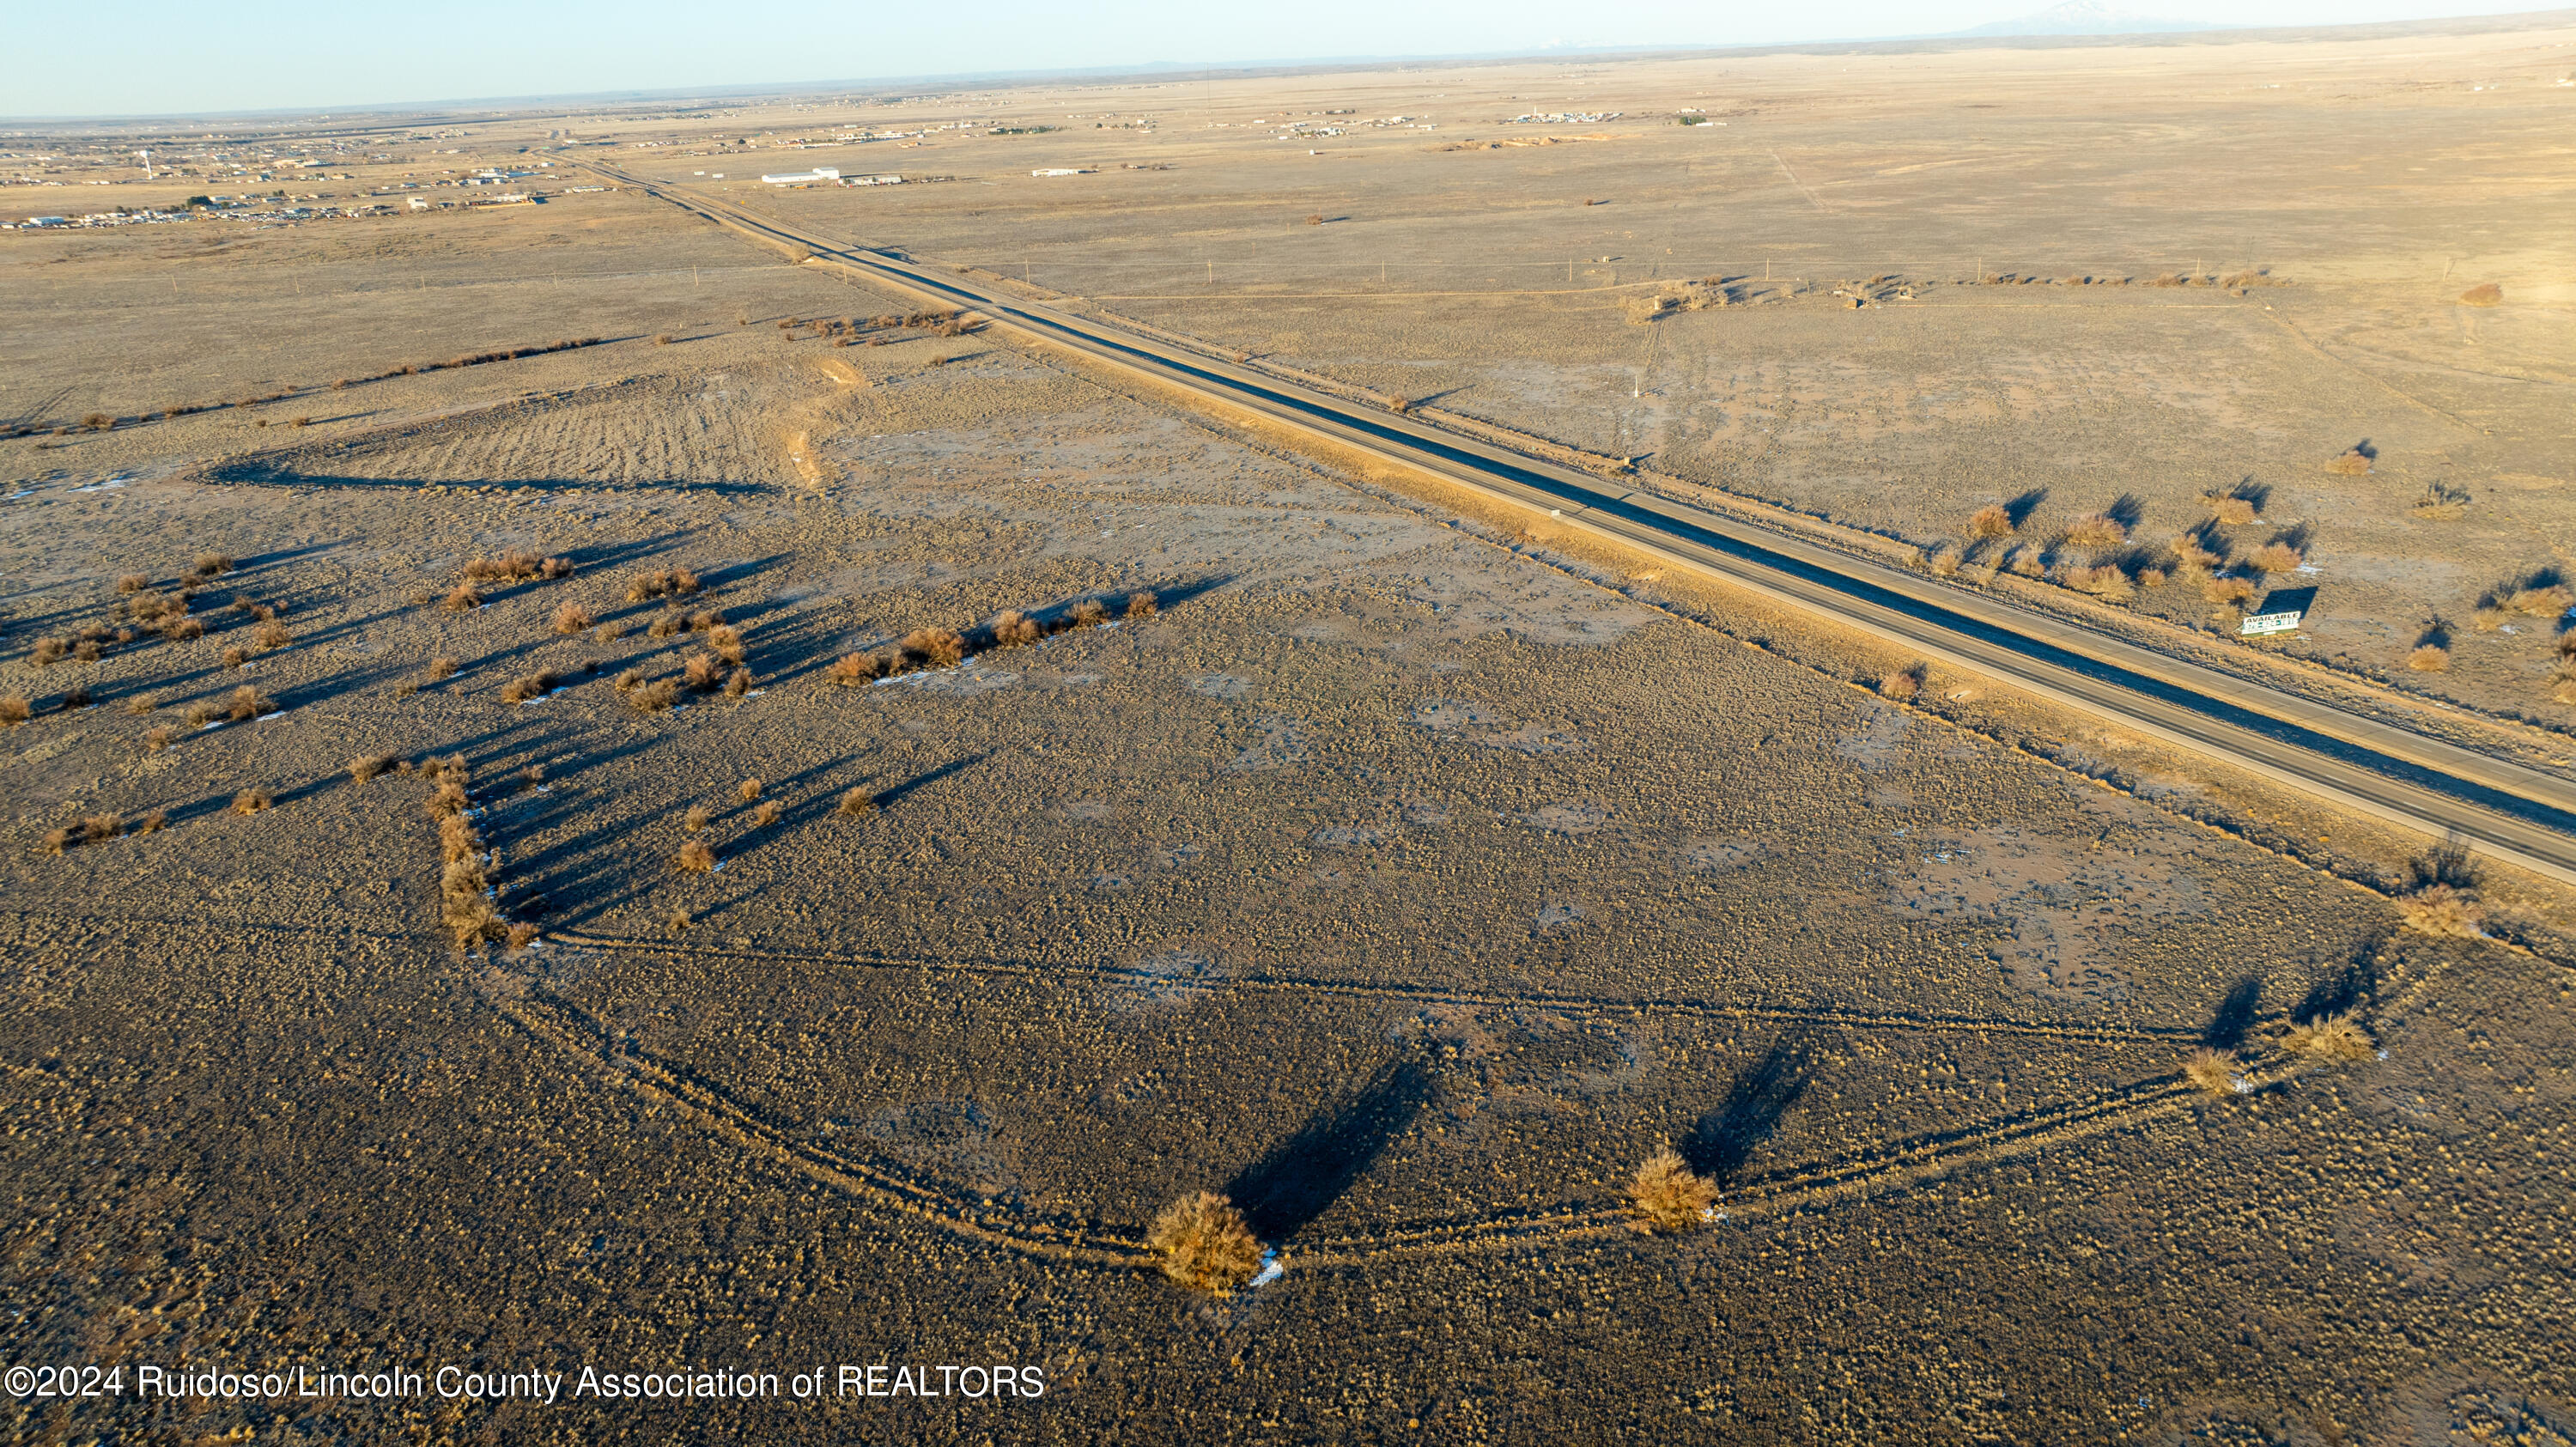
[63, 684, 93, 709]
[2202, 575, 2257, 606]
[507, 921, 541, 951]
[1146, 1192, 1262, 1293]
[708, 624, 746, 664]
[0, 696, 28, 727]
[2396, 884, 2484, 938]
[81, 814, 122, 843]
[648, 612, 685, 639]
[2063, 514, 2128, 548]
[989, 611, 1042, 648]
[124, 695, 156, 715]
[2282, 1012, 2374, 1062]
[39, 828, 72, 856]
[2411, 483, 2470, 520]
[1125, 592, 1159, 619]
[2005, 547, 2044, 578]
[2246, 542, 2305, 574]
[350, 754, 395, 783]
[750, 799, 781, 827]
[2470, 607, 2510, 633]
[1626, 1147, 1716, 1233]
[228, 684, 271, 720]
[2184, 1049, 2240, 1097]
[443, 581, 483, 613]
[2406, 644, 2450, 672]
[2168, 533, 2222, 572]
[2057, 563, 2135, 600]
[183, 702, 217, 727]
[626, 568, 702, 602]
[2507, 583, 2573, 617]
[164, 615, 206, 641]
[117, 574, 149, 593]
[626, 678, 680, 713]
[724, 669, 755, 698]
[185, 557, 229, 579]
[2201, 493, 2257, 526]
[683, 653, 725, 691]
[2457, 282, 2502, 307]
[1877, 666, 1923, 701]
[231, 786, 273, 816]
[1967, 504, 2015, 538]
[1926, 545, 1962, 577]
[827, 652, 889, 685]
[837, 787, 876, 818]
[552, 601, 594, 635]
[501, 670, 560, 703]
[427, 657, 459, 681]
[735, 779, 762, 803]
[252, 620, 290, 651]
[2138, 567, 2169, 587]
[2323, 447, 2372, 477]
[32, 636, 67, 666]
[899, 629, 966, 669]
[136, 809, 165, 834]
[220, 646, 248, 669]
[677, 839, 716, 873]
[653, 333, 672, 345]
[1066, 600, 1109, 630]
[685, 610, 723, 633]
[683, 805, 711, 833]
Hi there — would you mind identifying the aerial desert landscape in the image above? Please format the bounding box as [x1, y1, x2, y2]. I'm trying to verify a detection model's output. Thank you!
[4, 10, 2575, 1444]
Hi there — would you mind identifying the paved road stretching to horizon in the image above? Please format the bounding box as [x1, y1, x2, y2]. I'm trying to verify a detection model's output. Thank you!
[588, 161, 2576, 891]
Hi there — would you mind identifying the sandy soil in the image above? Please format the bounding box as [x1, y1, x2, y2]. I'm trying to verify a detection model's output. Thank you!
[4, 25, 2574, 1446]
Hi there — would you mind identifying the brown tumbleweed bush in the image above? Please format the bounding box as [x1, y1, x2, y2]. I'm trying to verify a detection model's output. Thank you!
[750, 799, 781, 827]
[2281, 1012, 2374, 1062]
[231, 786, 273, 815]
[2407, 644, 2450, 672]
[1146, 1192, 1262, 1293]
[990, 611, 1043, 648]
[350, 754, 396, 783]
[677, 839, 716, 873]
[1626, 1147, 1716, 1233]
[2184, 1049, 2240, 1097]
[1967, 504, 2015, 538]
[552, 601, 594, 635]
[828, 652, 890, 684]
[228, 685, 271, 720]
[837, 787, 876, 818]
[2063, 514, 2128, 548]
[501, 671, 560, 703]
[0, 696, 28, 727]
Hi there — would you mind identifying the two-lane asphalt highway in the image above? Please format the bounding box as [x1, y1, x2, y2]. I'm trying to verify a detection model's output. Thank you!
[589, 162, 2576, 888]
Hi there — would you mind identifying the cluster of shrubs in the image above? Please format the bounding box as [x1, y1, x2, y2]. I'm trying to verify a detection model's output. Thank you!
[826, 593, 1156, 686]
[422, 754, 535, 951]
[777, 311, 971, 347]
[1938, 490, 2303, 614]
[443, 551, 575, 611]
[39, 809, 163, 855]
[626, 567, 702, 603]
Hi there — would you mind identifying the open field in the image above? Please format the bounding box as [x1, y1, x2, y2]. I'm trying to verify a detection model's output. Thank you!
[5, 18, 2575, 1444]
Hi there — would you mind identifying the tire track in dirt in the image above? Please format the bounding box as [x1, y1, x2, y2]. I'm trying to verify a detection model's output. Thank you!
[544, 930, 2214, 1046]
[477, 952, 2371, 1271]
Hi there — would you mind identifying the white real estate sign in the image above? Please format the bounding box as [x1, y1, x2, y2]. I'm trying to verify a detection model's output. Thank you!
[2239, 611, 2303, 636]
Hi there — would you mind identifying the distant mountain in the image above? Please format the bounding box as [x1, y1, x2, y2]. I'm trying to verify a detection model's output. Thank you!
[1952, 0, 2216, 37]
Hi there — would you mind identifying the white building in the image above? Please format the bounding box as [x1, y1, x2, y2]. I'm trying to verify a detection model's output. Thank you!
[759, 167, 841, 185]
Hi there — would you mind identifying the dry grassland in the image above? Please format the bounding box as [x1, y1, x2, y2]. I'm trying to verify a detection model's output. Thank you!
[4, 22, 2574, 1444]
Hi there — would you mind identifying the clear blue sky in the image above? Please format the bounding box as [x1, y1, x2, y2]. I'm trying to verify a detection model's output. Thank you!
[4, 0, 2559, 117]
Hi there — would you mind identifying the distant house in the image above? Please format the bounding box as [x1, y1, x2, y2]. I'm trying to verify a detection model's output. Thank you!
[1030, 167, 1096, 177]
[843, 173, 905, 186]
[759, 167, 841, 185]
